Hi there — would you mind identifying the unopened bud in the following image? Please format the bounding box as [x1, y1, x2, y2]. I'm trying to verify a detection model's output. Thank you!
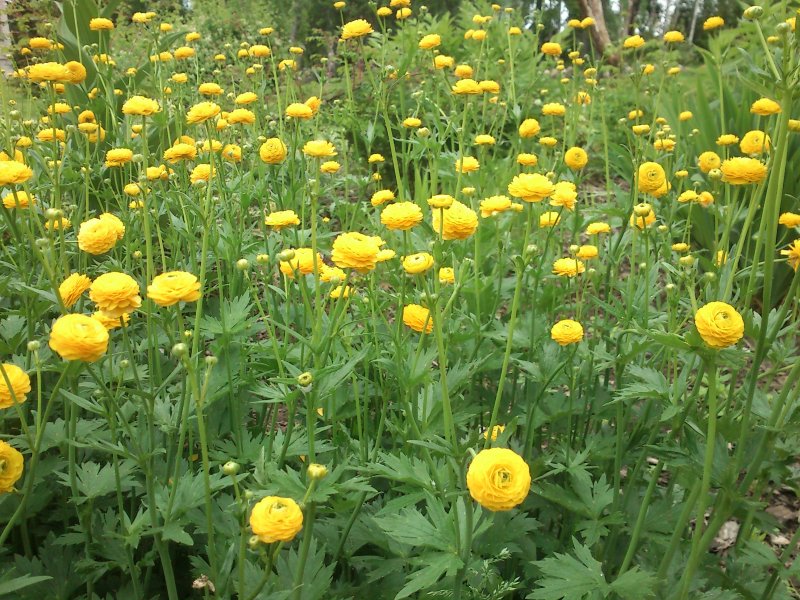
[307, 463, 328, 480]
[743, 6, 763, 20]
[172, 343, 188, 357]
[236, 258, 250, 271]
[27, 340, 40, 352]
[222, 461, 240, 475]
[297, 372, 313, 387]
[279, 249, 296, 262]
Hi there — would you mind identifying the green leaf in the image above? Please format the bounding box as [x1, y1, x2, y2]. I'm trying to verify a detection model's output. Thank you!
[528, 539, 608, 600]
[0, 574, 52, 595]
[610, 568, 656, 599]
[394, 552, 462, 599]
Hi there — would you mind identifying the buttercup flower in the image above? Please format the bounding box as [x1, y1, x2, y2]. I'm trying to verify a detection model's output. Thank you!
[2, 191, 34, 209]
[466, 448, 531, 511]
[663, 30, 684, 43]
[78, 216, 121, 254]
[147, 272, 201, 307]
[456, 156, 480, 173]
[250, 496, 303, 543]
[402, 252, 434, 274]
[781, 239, 800, 270]
[90, 272, 142, 318]
[698, 151, 721, 173]
[303, 140, 337, 158]
[637, 162, 666, 194]
[286, 103, 313, 119]
[59, 273, 92, 308]
[624, 35, 645, 49]
[381, 202, 423, 230]
[740, 130, 770, 155]
[432, 200, 478, 240]
[280, 248, 322, 278]
[49, 314, 109, 362]
[439, 267, 455, 284]
[564, 147, 588, 170]
[552, 257, 585, 277]
[779, 213, 800, 228]
[720, 157, 767, 185]
[186, 102, 221, 124]
[265, 210, 300, 230]
[0, 363, 30, 409]
[508, 173, 554, 202]
[751, 98, 781, 116]
[704, 16, 724, 30]
[403, 304, 433, 333]
[104, 148, 133, 167]
[480, 195, 512, 217]
[519, 118, 541, 138]
[551, 319, 584, 346]
[586, 222, 611, 235]
[694, 302, 744, 349]
[0, 440, 24, 492]
[164, 143, 197, 163]
[332, 233, 381, 272]
[419, 34, 440, 49]
[122, 95, 160, 116]
[341, 19, 374, 40]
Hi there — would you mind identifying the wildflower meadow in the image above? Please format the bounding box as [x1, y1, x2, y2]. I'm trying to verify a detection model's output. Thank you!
[0, 0, 799, 598]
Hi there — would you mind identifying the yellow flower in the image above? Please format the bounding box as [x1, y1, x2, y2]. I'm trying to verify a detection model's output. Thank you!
[482, 425, 505, 441]
[739, 130, 770, 155]
[781, 239, 800, 270]
[0, 363, 30, 409]
[320, 160, 340, 174]
[419, 34, 440, 49]
[451, 79, 482, 95]
[259, 138, 288, 164]
[190, 164, 216, 184]
[716, 134, 739, 146]
[286, 103, 313, 119]
[341, 19, 374, 40]
[78, 216, 121, 255]
[779, 212, 800, 228]
[428, 194, 455, 209]
[704, 16, 724, 30]
[694, 302, 744, 349]
[186, 101, 221, 124]
[466, 447, 531, 511]
[576, 245, 598, 259]
[92, 311, 130, 330]
[249, 45, 271, 58]
[542, 102, 566, 116]
[305, 96, 322, 115]
[198, 82, 223, 96]
[434, 55, 454, 69]
[377, 6, 392, 16]
[480, 195, 512, 218]
[122, 95, 160, 116]
[402, 304, 433, 333]
[395, 7, 412, 19]
[720, 157, 767, 185]
[235, 92, 258, 105]
[517, 153, 538, 166]
[371, 189, 396, 207]
[552, 257, 585, 277]
[26, 62, 71, 82]
[147, 272, 202, 307]
[402, 252, 434, 274]
[653, 138, 676, 152]
[90, 272, 142, 317]
[105, 148, 134, 168]
[475, 134, 496, 146]
[564, 147, 588, 170]
[0, 440, 24, 493]
[376, 249, 396, 262]
[28, 37, 53, 50]
[332, 232, 381, 272]
[279, 248, 321, 278]
[368, 153, 385, 164]
[250, 496, 303, 543]
[302, 140, 337, 158]
[630, 204, 656, 229]
[550, 319, 584, 346]
[637, 162, 666, 194]
[164, 143, 197, 163]
[479, 80, 500, 93]
[549, 181, 578, 210]
[49, 313, 109, 362]
[586, 222, 611, 235]
[432, 200, 478, 240]
[456, 156, 480, 173]
[508, 173, 554, 202]
[750, 98, 781, 116]
[2, 190, 34, 209]
[663, 30, 684, 43]
[59, 273, 92, 308]
[539, 211, 560, 228]
[381, 202, 423, 230]
[37, 128, 66, 143]
[624, 35, 645, 49]
[541, 41, 562, 56]
[698, 151, 721, 173]
[454, 64, 474, 78]
[226, 109, 255, 125]
[265, 210, 300, 230]
[439, 267, 455, 284]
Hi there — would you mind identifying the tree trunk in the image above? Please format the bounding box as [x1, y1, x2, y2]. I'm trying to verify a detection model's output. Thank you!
[577, 0, 618, 65]
[625, 0, 641, 35]
[0, 0, 13, 75]
[687, 0, 703, 44]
